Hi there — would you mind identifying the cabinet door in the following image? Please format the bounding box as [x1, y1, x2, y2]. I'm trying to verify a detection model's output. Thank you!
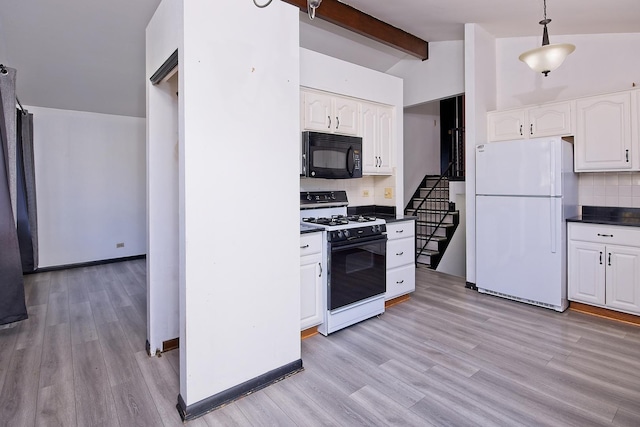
[529, 102, 572, 138]
[302, 91, 332, 132]
[333, 97, 359, 136]
[300, 253, 323, 330]
[487, 110, 526, 142]
[605, 244, 640, 314]
[568, 240, 606, 305]
[361, 103, 378, 173]
[575, 92, 632, 171]
[377, 106, 394, 174]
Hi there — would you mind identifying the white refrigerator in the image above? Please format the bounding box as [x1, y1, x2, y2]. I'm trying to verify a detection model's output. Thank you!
[475, 137, 578, 312]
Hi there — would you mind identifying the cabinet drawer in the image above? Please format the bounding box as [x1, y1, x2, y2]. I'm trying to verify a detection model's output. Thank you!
[386, 264, 416, 300]
[568, 223, 640, 247]
[386, 221, 415, 240]
[387, 238, 414, 269]
[300, 233, 322, 256]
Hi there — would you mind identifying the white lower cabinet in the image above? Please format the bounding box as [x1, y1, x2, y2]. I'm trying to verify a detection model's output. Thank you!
[385, 220, 416, 300]
[300, 233, 324, 331]
[568, 223, 640, 315]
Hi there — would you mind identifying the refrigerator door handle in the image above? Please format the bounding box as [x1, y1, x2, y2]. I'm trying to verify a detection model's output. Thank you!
[550, 141, 557, 196]
[550, 198, 557, 253]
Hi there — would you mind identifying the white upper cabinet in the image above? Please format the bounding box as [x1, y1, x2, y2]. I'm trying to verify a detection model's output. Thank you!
[528, 102, 573, 138]
[575, 92, 633, 171]
[487, 109, 526, 141]
[362, 102, 394, 175]
[301, 89, 359, 136]
[487, 101, 573, 142]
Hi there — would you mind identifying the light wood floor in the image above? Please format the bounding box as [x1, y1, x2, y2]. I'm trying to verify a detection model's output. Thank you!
[2, 260, 640, 426]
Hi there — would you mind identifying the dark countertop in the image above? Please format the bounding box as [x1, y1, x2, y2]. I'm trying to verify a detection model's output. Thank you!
[383, 215, 418, 224]
[300, 224, 324, 234]
[567, 206, 640, 227]
[347, 205, 416, 223]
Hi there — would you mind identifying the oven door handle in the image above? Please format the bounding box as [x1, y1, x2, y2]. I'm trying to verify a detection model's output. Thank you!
[329, 235, 387, 250]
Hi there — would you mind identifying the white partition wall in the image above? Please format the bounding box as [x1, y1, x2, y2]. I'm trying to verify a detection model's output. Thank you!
[145, 0, 182, 357]
[464, 24, 496, 286]
[148, 0, 301, 420]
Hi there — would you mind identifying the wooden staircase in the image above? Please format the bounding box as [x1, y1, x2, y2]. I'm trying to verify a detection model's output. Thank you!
[405, 175, 460, 269]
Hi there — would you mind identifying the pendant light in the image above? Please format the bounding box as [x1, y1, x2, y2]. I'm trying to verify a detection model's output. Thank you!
[518, 0, 575, 76]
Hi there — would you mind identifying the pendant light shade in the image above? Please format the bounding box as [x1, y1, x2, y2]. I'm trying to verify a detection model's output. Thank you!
[519, 0, 575, 76]
[519, 43, 575, 76]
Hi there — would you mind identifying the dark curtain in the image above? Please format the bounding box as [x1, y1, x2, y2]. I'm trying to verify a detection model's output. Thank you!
[0, 67, 28, 325]
[16, 110, 37, 272]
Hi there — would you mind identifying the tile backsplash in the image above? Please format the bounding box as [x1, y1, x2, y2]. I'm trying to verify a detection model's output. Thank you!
[578, 172, 640, 208]
[300, 174, 396, 206]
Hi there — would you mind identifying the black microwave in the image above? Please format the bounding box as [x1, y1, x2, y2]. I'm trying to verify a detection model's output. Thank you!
[301, 131, 363, 179]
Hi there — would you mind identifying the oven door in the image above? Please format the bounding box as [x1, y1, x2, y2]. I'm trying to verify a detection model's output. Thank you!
[328, 235, 387, 310]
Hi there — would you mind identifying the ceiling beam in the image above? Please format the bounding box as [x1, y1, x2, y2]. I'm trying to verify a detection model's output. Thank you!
[281, 0, 428, 60]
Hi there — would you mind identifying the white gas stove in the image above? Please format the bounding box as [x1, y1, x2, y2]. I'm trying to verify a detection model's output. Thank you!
[300, 191, 387, 335]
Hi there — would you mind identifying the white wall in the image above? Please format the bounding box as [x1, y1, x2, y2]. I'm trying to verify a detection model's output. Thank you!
[387, 40, 464, 108]
[300, 48, 405, 210]
[436, 181, 466, 278]
[179, 0, 300, 407]
[464, 24, 496, 286]
[403, 103, 440, 202]
[28, 106, 146, 268]
[145, 0, 182, 356]
[495, 33, 640, 109]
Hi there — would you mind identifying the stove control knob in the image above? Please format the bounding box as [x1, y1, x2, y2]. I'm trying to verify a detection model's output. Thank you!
[371, 226, 376, 232]
[331, 193, 336, 200]
[344, 229, 350, 237]
[307, 194, 312, 201]
[337, 230, 343, 239]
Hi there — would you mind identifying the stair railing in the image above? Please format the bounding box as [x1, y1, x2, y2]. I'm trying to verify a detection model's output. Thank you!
[410, 162, 453, 262]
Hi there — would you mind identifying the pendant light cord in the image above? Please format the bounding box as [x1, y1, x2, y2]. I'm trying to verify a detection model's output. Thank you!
[543, 0, 547, 20]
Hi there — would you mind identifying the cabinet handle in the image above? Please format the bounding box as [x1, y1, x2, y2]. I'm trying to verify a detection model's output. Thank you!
[396, 251, 404, 256]
[396, 280, 404, 284]
[626, 149, 629, 162]
[530, 123, 533, 135]
[300, 244, 309, 249]
[396, 230, 404, 233]
[597, 233, 613, 237]
[599, 251, 603, 265]
[336, 117, 339, 129]
[608, 253, 612, 266]
[318, 262, 322, 277]
[327, 116, 331, 128]
[519, 125, 523, 136]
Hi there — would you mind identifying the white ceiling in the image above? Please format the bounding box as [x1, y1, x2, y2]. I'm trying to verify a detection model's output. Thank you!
[1, 0, 638, 118]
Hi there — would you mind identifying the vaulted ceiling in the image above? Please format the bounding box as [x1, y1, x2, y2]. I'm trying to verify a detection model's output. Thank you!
[1, 0, 638, 117]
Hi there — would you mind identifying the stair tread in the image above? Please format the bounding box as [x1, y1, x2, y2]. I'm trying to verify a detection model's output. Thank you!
[416, 236, 448, 242]
[417, 249, 439, 255]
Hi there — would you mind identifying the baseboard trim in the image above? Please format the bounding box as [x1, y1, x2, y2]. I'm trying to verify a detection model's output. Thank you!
[30, 254, 146, 273]
[163, 338, 179, 352]
[465, 281, 477, 291]
[176, 359, 303, 421]
[569, 302, 640, 327]
[385, 294, 411, 308]
[301, 327, 318, 340]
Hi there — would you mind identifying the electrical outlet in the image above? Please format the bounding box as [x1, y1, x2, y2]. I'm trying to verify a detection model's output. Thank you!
[116, 242, 125, 248]
[384, 188, 393, 199]
[362, 189, 370, 197]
